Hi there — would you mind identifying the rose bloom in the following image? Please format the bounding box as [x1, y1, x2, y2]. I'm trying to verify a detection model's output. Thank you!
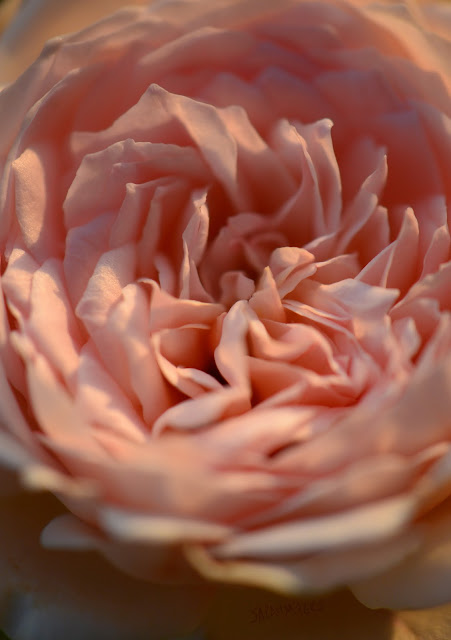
[1, 0, 451, 638]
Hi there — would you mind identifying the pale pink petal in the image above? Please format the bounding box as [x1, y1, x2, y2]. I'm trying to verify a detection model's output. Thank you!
[268, 247, 316, 298]
[21, 464, 98, 503]
[1, 0, 451, 618]
[219, 271, 255, 308]
[12, 146, 64, 262]
[147, 281, 223, 332]
[186, 544, 304, 593]
[214, 301, 250, 390]
[153, 387, 249, 434]
[1, 58, 115, 245]
[276, 529, 421, 593]
[15, 338, 105, 458]
[248, 267, 285, 322]
[358, 207, 419, 295]
[218, 104, 296, 211]
[109, 181, 159, 249]
[247, 313, 339, 375]
[212, 495, 415, 560]
[76, 342, 147, 443]
[352, 501, 451, 610]
[25, 259, 81, 387]
[64, 211, 115, 307]
[1, 246, 36, 317]
[258, 66, 332, 130]
[335, 143, 387, 255]
[75, 245, 137, 396]
[363, 0, 451, 90]
[317, 68, 401, 127]
[415, 102, 451, 202]
[65, 139, 208, 230]
[72, 84, 248, 210]
[64, 140, 154, 230]
[392, 262, 451, 335]
[135, 25, 257, 93]
[272, 119, 337, 245]
[416, 196, 450, 278]
[416, 314, 451, 372]
[179, 188, 215, 302]
[98, 508, 231, 545]
[153, 331, 221, 400]
[252, 444, 449, 526]
[284, 358, 451, 477]
[377, 109, 445, 203]
[138, 179, 190, 283]
[199, 72, 273, 132]
[313, 254, 360, 284]
[196, 406, 323, 461]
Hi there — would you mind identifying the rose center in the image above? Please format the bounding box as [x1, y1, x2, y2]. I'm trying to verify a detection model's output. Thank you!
[199, 210, 290, 307]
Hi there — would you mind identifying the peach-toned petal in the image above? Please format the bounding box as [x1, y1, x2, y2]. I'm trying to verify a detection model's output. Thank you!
[153, 328, 220, 398]
[1, 0, 451, 625]
[16, 340, 106, 458]
[275, 529, 422, 595]
[75, 245, 138, 396]
[26, 259, 81, 386]
[12, 146, 64, 261]
[351, 500, 451, 610]
[363, 0, 451, 90]
[72, 83, 248, 210]
[64, 211, 115, 307]
[65, 139, 208, 230]
[42, 510, 231, 551]
[208, 404, 312, 446]
[75, 343, 147, 443]
[268, 247, 316, 299]
[335, 143, 387, 255]
[219, 271, 255, 308]
[186, 544, 303, 593]
[212, 494, 415, 560]
[214, 300, 251, 390]
[249, 267, 286, 322]
[272, 119, 340, 246]
[147, 280, 223, 332]
[358, 206, 419, 296]
[153, 386, 249, 434]
[21, 464, 99, 503]
[253, 443, 449, 525]
[218, 105, 296, 211]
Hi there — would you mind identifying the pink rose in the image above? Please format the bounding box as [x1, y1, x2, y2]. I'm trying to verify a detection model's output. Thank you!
[1, 0, 451, 636]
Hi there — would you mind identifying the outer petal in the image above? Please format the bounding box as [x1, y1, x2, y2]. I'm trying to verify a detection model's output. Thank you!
[0, 491, 213, 639]
[351, 498, 451, 610]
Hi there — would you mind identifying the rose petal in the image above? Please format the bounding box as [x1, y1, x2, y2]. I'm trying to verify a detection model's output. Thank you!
[212, 494, 415, 559]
